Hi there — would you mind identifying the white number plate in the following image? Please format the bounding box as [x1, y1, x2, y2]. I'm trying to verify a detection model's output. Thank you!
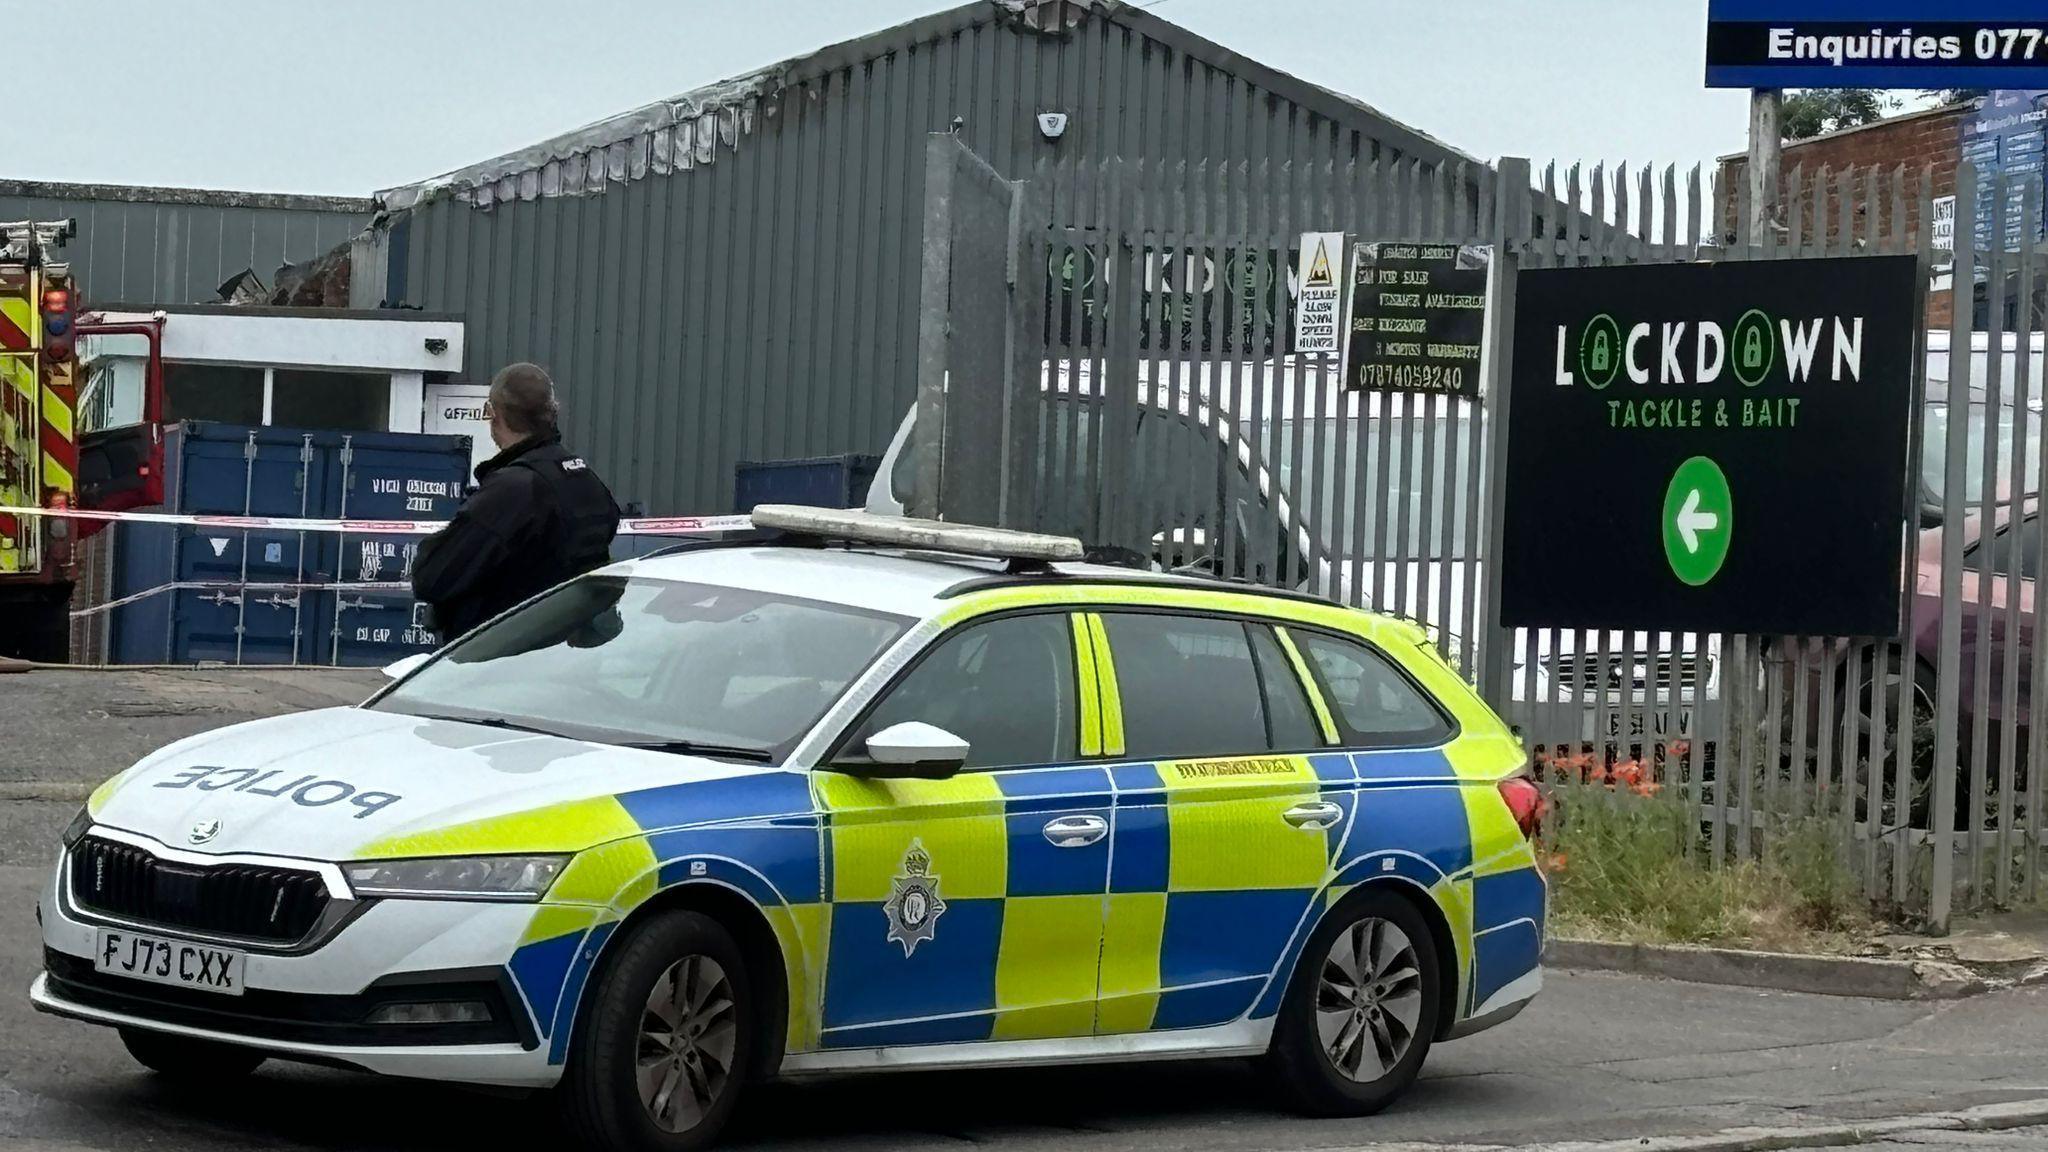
[93, 929, 246, 997]
[1585, 708, 1695, 741]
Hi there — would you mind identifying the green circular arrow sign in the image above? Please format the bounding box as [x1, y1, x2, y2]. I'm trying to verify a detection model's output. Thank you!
[1662, 456, 1732, 586]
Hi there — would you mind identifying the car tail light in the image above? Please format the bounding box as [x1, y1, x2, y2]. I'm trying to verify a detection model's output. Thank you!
[1498, 775, 1544, 840]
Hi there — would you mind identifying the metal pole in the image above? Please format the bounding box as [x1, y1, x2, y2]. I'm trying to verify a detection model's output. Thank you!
[1748, 89, 1782, 243]
[912, 135, 958, 522]
[1932, 162, 1979, 933]
[1477, 157, 1529, 706]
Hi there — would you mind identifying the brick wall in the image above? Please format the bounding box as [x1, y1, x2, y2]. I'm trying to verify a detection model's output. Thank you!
[1719, 103, 1965, 327]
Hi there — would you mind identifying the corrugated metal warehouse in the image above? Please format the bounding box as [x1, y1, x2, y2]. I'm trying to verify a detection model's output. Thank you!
[359, 0, 1478, 514]
[0, 180, 371, 305]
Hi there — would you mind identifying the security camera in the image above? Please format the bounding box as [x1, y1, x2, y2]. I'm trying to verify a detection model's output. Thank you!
[1037, 112, 1068, 140]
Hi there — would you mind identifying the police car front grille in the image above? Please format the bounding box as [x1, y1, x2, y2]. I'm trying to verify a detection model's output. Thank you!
[70, 837, 330, 945]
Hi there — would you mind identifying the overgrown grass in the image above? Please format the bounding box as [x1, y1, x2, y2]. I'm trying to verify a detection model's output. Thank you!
[1543, 779, 1873, 952]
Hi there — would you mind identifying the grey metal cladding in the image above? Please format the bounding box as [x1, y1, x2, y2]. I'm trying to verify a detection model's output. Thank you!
[381, 0, 1478, 513]
[0, 179, 371, 306]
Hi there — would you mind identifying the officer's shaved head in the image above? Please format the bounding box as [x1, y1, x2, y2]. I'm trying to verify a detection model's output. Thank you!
[488, 362, 560, 439]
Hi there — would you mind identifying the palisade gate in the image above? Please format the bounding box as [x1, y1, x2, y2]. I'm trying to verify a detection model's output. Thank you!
[915, 131, 2043, 930]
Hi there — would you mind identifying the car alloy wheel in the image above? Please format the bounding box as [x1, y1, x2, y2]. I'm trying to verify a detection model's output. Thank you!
[637, 954, 737, 1133]
[1268, 888, 1441, 1116]
[1315, 917, 1425, 1082]
[560, 909, 753, 1152]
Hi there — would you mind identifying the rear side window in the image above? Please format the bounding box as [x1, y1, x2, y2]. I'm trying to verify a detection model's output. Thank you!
[1293, 631, 1453, 747]
[1101, 612, 1269, 760]
[1249, 625, 1323, 750]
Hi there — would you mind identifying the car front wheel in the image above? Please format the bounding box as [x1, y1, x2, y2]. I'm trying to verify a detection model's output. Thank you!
[1267, 888, 1441, 1116]
[560, 910, 752, 1152]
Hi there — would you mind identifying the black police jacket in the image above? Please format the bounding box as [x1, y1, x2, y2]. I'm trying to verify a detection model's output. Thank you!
[411, 433, 620, 641]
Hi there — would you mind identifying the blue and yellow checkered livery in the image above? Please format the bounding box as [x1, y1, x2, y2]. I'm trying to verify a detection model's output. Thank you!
[359, 581, 1545, 1066]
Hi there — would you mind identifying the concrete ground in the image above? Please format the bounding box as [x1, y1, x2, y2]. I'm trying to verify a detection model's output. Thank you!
[7, 668, 2048, 1152]
[1853, 1132, 2048, 1151]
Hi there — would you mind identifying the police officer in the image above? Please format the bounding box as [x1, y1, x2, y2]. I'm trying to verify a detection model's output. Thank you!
[411, 362, 620, 641]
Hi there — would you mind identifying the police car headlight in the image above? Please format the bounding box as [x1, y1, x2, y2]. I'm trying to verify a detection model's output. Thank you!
[342, 855, 569, 901]
[61, 807, 93, 849]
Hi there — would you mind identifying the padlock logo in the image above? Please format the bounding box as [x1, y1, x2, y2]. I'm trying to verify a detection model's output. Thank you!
[1730, 308, 1774, 387]
[1579, 313, 1622, 389]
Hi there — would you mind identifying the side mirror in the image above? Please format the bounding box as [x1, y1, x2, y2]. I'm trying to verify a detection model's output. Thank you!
[846, 721, 970, 779]
[382, 652, 431, 681]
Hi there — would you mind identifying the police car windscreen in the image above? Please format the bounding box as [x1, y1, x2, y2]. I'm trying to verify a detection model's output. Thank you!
[373, 576, 911, 757]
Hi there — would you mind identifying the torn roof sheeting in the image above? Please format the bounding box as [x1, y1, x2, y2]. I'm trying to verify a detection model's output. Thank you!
[378, 66, 778, 212]
[376, 0, 1483, 215]
[376, 2, 1065, 214]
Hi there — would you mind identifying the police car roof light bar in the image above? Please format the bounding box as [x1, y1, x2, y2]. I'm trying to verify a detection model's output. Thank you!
[747, 505, 1086, 564]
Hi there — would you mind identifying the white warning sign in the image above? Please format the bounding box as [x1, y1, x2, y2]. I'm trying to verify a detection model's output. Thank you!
[1293, 230, 1347, 356]
[208, 537, 229, 558]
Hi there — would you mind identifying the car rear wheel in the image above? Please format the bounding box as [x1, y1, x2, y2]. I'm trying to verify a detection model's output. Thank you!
[1847, 646, 1939, 829]
[118, 1027, 264, 1081]
[1266, 888, 1441, 1116]
[560, 910, 752, 1152]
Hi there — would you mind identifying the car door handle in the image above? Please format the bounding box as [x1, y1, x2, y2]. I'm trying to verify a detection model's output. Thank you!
[1042, 815, 1108, 848]
[1281, 801, 1343, 830]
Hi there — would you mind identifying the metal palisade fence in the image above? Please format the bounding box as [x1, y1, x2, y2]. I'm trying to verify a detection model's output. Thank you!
[931, 137, 2041, 928]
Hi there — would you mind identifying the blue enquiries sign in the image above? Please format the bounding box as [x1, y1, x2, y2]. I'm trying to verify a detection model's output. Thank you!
[1961, 90, 2048, 251]
[1707, 1, 2048, 90]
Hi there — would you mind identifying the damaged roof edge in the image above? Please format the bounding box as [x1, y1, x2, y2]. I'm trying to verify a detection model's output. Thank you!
[375, 0, 1487, 215]
[375, 1, 999, 213]
[0, 178, 373, 214]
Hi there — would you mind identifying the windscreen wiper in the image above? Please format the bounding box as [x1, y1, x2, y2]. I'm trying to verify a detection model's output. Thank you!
[403, 712, 565, 738]
[614, 739, 776, 763]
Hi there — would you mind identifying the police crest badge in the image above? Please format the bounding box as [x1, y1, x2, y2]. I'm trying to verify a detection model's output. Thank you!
[883, 839, 947, 957]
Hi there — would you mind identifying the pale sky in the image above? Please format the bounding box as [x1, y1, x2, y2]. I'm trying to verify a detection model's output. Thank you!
[0, 0, 1753, 196]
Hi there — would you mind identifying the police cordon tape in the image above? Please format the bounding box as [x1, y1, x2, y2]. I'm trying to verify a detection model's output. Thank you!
[0, 504, 757, 623]
[0, 504, 757, 537]
[70, 580, 415, 619]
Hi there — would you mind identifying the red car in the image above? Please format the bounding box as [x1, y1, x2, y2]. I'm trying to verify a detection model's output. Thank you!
[1805, 393, 2040, 828]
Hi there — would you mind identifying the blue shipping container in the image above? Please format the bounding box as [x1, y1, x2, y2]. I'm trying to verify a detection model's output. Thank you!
[108, 422, 472, 666]
[734, 454, 881, 513]
[606, 455, 882, 562]
[317, 432, 472, 667]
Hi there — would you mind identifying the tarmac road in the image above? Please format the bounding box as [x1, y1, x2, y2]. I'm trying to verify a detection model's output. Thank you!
[6, 668, 2048, 1151]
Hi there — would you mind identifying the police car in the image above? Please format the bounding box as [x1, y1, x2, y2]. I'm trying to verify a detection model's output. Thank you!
[32, 506, 1545, 1151]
